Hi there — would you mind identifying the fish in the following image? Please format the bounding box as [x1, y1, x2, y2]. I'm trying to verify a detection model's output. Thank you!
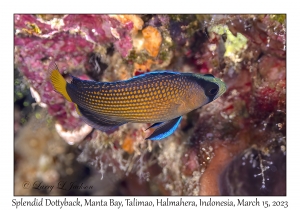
[48, 61, 226, 140]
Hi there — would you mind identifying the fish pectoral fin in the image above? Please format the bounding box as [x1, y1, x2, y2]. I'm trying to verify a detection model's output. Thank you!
[77, 105, 127, 132]
[146, 116, 182, 141]
[145, 122, 163, 131]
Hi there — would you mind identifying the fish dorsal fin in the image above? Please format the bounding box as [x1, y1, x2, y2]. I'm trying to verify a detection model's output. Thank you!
[132, 70, 180, 79]
[204, 74, 215, 78]
[146, 116, 182, 140]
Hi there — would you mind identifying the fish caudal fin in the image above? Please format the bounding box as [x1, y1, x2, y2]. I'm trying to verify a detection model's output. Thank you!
[146, 116, 182, 140]
[48, 61, 72, 102]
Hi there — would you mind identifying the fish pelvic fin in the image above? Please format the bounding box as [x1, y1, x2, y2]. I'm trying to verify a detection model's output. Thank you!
[145, 122, 163, 131]
[48, 61, 72, 102]
[146, 116, 182, 141]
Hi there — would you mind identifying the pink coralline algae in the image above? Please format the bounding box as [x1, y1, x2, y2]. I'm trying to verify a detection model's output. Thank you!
[14, 14, 286, 196]
[14, 14, 134, 143]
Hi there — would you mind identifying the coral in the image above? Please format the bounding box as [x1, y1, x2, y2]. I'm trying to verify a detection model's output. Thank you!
[219, 143, 286, 195]
[14, 14, 134, 143]
[14, 111, 90, 195]
[142, 26, 162, 57]
[226, 15, 286, 59]
[109, 15, 144, 36]
[14, 14, 286, 196]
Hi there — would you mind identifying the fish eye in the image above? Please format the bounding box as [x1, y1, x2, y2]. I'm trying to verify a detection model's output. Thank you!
[208, 87, 218, 95]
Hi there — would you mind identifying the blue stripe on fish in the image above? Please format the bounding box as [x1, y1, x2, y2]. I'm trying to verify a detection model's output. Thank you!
[146, 116, 182, 140]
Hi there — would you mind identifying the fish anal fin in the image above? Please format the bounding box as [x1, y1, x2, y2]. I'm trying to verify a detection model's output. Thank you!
[77, 105, 126, 132]
[146, 116, 182, 141]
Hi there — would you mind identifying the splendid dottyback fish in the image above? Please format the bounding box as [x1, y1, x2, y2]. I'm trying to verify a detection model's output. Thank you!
[49, 62, 226, 140]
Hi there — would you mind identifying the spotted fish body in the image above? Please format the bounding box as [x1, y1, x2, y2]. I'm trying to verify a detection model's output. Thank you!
[49, 62, 226, 140]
